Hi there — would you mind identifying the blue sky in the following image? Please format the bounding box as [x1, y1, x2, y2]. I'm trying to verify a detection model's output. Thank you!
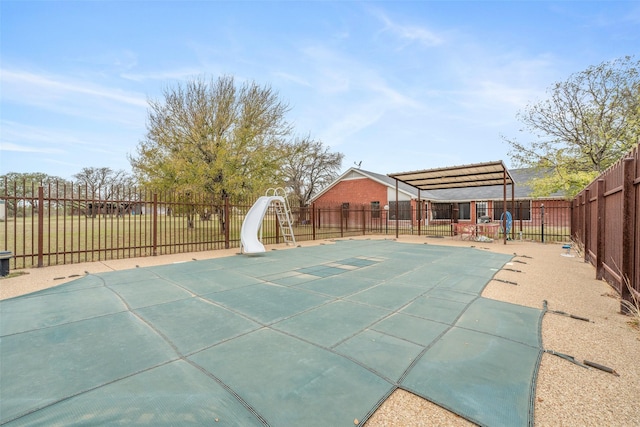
[1, 1, 639, 180]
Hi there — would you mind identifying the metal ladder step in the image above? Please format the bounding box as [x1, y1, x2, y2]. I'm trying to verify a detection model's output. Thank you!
[272, 199, 296, 245]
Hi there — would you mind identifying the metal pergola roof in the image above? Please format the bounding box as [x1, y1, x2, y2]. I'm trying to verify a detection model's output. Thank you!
[387, 160, 514, 191]
[388, 161, 515, 244]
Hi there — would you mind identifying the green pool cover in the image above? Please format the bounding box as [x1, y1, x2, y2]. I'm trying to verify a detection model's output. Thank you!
[0, 240, 543, 426]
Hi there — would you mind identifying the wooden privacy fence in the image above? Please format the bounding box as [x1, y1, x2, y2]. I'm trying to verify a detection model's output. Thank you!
[572, 145, 640, 308]
[1, 180, 572, 269]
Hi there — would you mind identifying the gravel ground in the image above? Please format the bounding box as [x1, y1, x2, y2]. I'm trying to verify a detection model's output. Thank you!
[1, 236, 638, 426]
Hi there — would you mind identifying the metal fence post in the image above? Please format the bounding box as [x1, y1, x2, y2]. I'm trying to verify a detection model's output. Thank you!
[224, 195, 230, 249]
[395, 180, 399, 239]
[152, 193, 158, 256]
[312, 203, 316, 240]
[37, 186, 44, 267]
[540, 204, 545, 243]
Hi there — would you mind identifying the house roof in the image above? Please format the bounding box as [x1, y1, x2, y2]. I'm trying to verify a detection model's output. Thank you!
[425, 168, 566, 201]
[309, 167, 437, 203]
[310, 165, 566, 204]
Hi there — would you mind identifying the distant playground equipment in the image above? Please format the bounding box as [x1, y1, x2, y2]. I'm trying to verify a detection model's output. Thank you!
[500, 211, 513, 238]
[240, 188, 296, 254]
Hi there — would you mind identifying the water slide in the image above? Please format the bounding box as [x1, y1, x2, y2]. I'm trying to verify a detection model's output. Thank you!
[240, 196, 285, 254]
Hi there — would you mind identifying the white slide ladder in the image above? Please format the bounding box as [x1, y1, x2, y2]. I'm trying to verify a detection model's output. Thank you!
[267, 188, 296, 246]
[240, 188, 296, 254]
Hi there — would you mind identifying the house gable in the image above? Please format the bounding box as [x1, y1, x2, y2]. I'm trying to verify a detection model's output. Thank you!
[310, 167, 418, 205]
[313, 175, 388, 206]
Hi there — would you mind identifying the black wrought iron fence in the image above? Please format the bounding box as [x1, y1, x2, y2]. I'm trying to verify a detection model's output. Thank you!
[1, 180, 572, 269]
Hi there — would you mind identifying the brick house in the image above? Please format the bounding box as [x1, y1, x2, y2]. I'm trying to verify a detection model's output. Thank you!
[309, 166, 570, 229]
[310, 168, 426, 229]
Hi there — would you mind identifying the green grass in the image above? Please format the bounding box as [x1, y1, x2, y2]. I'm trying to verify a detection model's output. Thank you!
[2, 214, 235, 267]
[1, 215, 571, 269]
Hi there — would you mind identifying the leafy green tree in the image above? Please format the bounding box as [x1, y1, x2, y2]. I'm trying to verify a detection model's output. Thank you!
[130, 75, 291, 202]
[505, 56, 640, 198]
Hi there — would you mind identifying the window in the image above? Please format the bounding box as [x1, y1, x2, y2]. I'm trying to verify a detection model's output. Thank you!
[371, 201, 380, 219]
[431, 203, 451, 220]
[476, 202, 487, 216]
[389, 201, 411, 220]
[458, 202, 470, 220]
[476, 201, 488, 222]
[493, 201, 531, 221]
[342, 202, 350, 219]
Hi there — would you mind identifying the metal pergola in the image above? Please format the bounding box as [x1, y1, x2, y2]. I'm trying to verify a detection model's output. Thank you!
[388, 161, 516, 244]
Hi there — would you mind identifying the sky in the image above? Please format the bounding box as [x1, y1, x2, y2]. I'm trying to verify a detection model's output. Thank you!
[1, 1, 639, 181]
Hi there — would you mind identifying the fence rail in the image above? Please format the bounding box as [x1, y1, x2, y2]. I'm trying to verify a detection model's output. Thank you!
[572, 145, 639, 308]
[1, 180, 572, 270]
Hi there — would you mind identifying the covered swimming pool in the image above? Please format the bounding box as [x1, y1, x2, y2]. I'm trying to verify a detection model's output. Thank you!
[1, 239, 543, 426]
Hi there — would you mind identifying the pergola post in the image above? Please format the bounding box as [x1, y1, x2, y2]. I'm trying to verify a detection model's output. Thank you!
[503, 169, 507, 245]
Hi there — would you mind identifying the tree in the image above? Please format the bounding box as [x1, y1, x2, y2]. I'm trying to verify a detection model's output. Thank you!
[0, 172, 68, 216]
[505, 56, 640, 198]
[281, 136, 344, 207]
[130, 75, 291, 202]
[73, 167, 133, 197]
[72, 167, 135, 218]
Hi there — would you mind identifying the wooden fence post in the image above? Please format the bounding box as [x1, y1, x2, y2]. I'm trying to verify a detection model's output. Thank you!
[584, 189, 590, 263]
[621, 157, 636, 311]
[596, 179, 605, 280]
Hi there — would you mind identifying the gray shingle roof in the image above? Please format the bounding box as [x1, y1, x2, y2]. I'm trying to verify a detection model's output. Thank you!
[425, 168, 565, 201]
[311, 167, 566, 203]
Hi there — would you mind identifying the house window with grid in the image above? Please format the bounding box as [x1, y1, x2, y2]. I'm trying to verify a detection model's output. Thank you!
[342, 202, 350, 219]
[476, 201, 489, 222]
[431, 203, 451, 220]
[458, 202, 471, 220]
[371, 201, 380, 219]
[388, 201, 411, 220]
[493, 201, 531, 221]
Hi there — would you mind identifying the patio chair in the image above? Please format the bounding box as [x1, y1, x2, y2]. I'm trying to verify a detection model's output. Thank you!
[457, 224, 476, 241]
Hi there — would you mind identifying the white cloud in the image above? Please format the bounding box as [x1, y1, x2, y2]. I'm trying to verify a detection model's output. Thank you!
[372, 9, 444, 47]
[1, 121, 90, 146]
[272, 71, 312, 88]
[0, 142, 62, 154]
[1, 69, 147, 107]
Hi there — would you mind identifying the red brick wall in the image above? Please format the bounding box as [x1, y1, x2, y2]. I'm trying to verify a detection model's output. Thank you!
[313, 177, 427, 227]
[314, 177, 388, 206]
